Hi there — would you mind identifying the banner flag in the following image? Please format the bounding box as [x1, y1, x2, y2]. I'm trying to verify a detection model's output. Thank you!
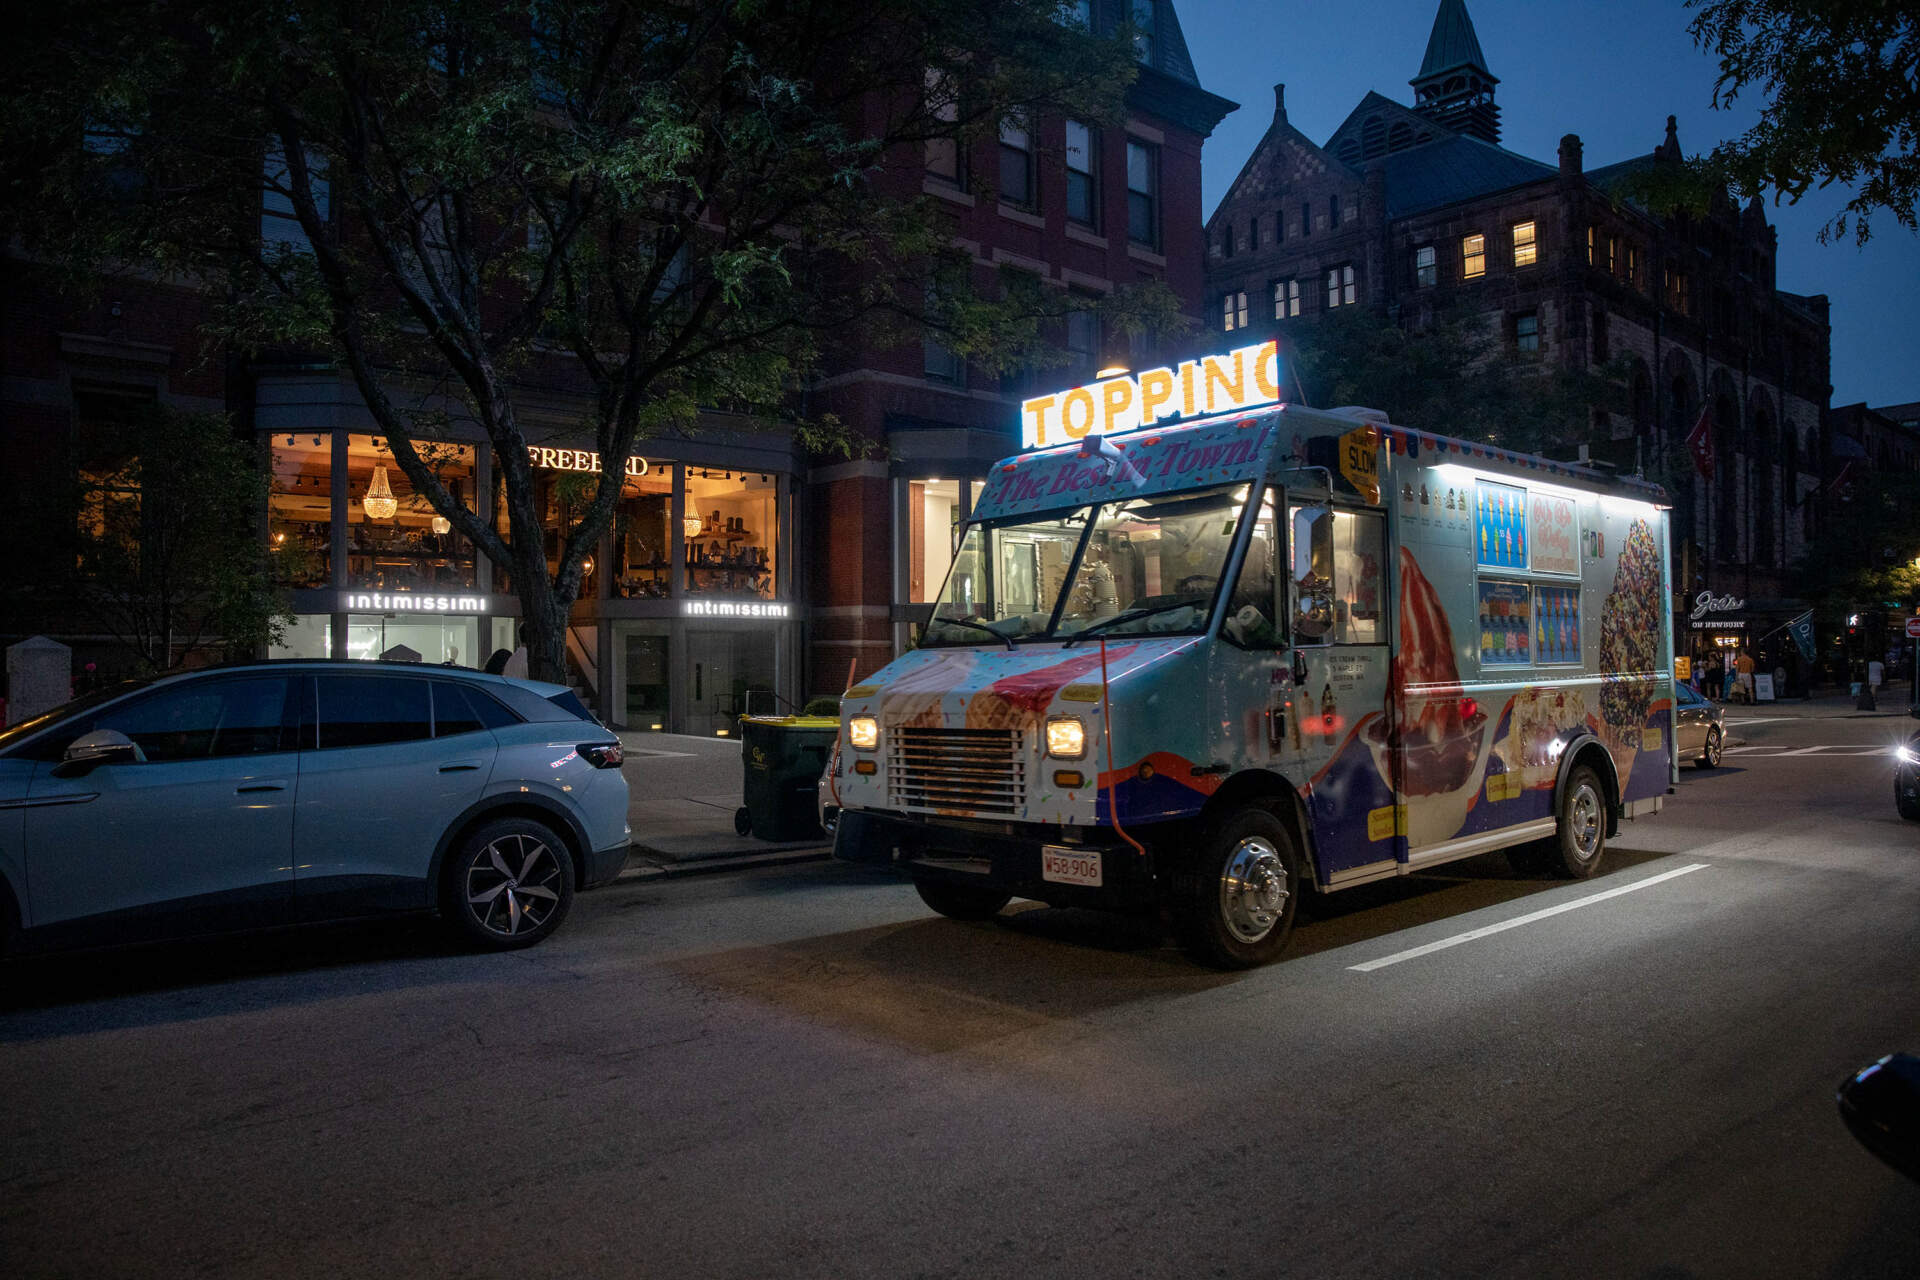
[1788, 610, 1816, 662]
[1685, 405, 1714, 480]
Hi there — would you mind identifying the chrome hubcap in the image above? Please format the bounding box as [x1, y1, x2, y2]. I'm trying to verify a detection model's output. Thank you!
[1706, 730, 1721, 765]
[1569, 785, 1602, 860]
[466, 834, 562, 936]
[1220, 837, 1289, 944]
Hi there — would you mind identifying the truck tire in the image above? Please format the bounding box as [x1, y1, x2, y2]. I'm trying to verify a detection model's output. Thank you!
[913, 877, 1012, 921]
[1549, 764, 1608, 879]
[1171, 807, 1301, 970]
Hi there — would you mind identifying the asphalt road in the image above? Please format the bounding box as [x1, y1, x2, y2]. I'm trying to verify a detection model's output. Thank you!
[3, 710, 1918, 1278]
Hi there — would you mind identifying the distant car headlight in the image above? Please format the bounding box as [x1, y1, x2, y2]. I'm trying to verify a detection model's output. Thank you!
[1046, 715, 1087, 759]
[848, 716, 879, 751]
[1898, 743, 1918, 766]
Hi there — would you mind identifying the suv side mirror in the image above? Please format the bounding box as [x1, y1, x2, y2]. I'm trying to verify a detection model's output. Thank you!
[53, 728, 143, 777]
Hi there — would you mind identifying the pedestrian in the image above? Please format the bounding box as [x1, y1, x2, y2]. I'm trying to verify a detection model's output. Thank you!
[1735, 649, 1755, 703]
[1868, 657, 1884, 690]
[502, 624, 530, 680]
[1704, 652, 1723, 701]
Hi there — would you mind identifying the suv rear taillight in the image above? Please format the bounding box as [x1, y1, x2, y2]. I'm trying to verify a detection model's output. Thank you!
[579, 741, 624, 769]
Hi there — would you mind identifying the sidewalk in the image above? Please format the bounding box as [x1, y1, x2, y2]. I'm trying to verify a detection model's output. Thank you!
[1713, 680, 1913, 721]
[614, 731, 831, 880]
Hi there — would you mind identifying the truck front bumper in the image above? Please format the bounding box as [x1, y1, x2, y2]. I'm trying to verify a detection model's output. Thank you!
[833, 809, 1162, 912]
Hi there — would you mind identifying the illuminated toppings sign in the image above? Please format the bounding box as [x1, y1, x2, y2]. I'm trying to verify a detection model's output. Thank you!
[529, 446, 650, 478]
[681, 601, 791, 619]
[1019, 340, 1281, 450]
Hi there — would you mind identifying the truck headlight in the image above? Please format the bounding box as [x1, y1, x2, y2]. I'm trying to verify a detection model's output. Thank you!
[848, 716, 879, 751]
[1898, 743, 1918, 766]
[1046, 716, 1087, 759]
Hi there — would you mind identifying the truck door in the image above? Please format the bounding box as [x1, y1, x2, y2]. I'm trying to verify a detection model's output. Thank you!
[1283, 499, 1397, 880]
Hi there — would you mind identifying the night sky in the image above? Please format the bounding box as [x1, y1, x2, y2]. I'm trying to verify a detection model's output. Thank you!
[1183, 0, 1919, 411]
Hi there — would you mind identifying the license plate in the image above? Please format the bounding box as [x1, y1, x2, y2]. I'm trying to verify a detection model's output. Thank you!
[1041, 846, 1102, 887]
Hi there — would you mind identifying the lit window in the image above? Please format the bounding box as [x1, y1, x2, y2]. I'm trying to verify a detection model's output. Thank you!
[1415, 245, 1436, 287]
[1126, 140, 1157, 248]
[1512, 220, 1537, 268]
[1325, 264, 1355, 309]
[1626, 244, 1641, 288]
[1065, 121, 1097, 226]
[998, 115, 1034, 207]
[1605, 234, 1617, 275]
[1274, 278, 1301, 319]
[1515, 311, 1540, 352]
[1587, 225, 1595, 266]
[1463, 233, 1486, 279]
[1222, 291, 1248, 332]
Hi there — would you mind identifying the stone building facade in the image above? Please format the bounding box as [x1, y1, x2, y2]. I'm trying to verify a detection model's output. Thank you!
[1202, 0, 1833, 653]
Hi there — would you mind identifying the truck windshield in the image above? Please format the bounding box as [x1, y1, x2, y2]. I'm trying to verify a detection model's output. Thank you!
[923, 484, 1251, 646]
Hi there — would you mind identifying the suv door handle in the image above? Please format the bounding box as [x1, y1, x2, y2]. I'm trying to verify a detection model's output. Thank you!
[236, 780, 289, 794]
[438, 761, 482, 773]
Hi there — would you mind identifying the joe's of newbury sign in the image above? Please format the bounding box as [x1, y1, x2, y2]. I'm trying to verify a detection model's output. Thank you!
[1019, 340, 1281, 450]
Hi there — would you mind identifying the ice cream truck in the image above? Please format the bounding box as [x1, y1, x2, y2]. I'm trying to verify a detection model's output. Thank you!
[827, 340, 1676, 968]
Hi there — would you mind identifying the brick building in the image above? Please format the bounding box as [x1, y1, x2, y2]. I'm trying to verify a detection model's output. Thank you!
[2, 2, 1233, 731]
[805, 0, 1234, 693]
[1202, 0, 1833, 663]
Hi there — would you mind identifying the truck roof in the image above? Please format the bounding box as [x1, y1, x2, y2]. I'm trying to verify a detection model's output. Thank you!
[971, 403, 1667, 524]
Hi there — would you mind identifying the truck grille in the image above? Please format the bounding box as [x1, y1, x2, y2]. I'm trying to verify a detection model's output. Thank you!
[888, 727, 1027, 815]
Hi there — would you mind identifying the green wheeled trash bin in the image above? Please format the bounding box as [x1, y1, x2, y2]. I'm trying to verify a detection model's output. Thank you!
[734, 715, 840, 841]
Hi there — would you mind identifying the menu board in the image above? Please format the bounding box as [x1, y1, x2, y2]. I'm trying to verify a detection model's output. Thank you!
[1528, 490, 1579, 576]
[1535, 584, 1581, 665]
[1475, 480, 1527, 570]
[1478, 580, 1532, 667]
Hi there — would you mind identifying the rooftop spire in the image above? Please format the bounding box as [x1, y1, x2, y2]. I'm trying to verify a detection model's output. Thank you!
[1410, 0, 1500, 144]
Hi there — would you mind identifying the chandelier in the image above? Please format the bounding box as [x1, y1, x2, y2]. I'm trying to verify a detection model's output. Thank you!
[362, 464, 398, 519]
[431, 515, 451, 535]
[683, 515, 704, 539]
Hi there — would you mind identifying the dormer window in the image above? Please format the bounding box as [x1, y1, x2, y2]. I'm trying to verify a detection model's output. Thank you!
[1131, 0, 1156, 65]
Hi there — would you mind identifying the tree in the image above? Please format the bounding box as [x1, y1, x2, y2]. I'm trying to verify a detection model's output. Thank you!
[1283, 306, 1627, 459]
[1677, 1, 1920, 244]
[1, 406, 292, 674]
[4, 1, 1181, 682]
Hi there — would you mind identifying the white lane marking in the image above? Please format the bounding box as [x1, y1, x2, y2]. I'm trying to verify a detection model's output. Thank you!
[1348, 863, 1710, 973]
[1720, 745, 1781, 754]
[1721, 716, 1793, 726]
[1780, 746, 1838, 756]
[1720, 744, 1889, 757]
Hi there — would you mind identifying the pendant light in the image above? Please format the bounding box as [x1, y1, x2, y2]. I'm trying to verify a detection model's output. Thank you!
[362, 465, 398, 519]
[683, 515, 704, 539]
[431, 515, 451, 534]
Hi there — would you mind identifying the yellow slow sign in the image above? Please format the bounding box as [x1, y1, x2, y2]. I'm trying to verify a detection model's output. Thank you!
[1339, 426, 1380, 504]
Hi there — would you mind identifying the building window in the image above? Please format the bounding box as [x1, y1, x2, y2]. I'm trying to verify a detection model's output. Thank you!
[1065, 120, 1097, 226]
[1462, 233, 1485, 279]
[924, 284, 963, 385]
[1066, 305, 1099, 376]
[1587, 225, 1595, 267]
[345, 436, 477, 592]
[1221, 221, 1234, 258]
[1248, 216, 1259, 252]
[924, 69, 963, 187]
[262, 146, 329, 257]
[684, 468, 779, 603]
[1592, 309, 1610, 363]
[1515, 311, 1540, 353]
[268, 434, 333, 588]
[1126, 140, 1158, 248]
[1131, 0, 1156, 64]
[1274, 210, 1285, 244]
[1512, 220, 1537, 268]
[905, 479, 970, 604]
[1301, 201, 1311, 237]
[998, 115, 1034, 207]
[1222, 291, 1249, 332]
[1274, 278, 1301, 319]
[1626, 244, 1641, 289]
[1329, 194, 1340, 224]
[1325, 264, 1356, 309]
[1414, 245, 1436, 287]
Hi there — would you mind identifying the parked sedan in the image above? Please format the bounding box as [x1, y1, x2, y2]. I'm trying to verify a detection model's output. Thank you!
[1673, 682, 1725, 769]
[0, 661, 630, 955]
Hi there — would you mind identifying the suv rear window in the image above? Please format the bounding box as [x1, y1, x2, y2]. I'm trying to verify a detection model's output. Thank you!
[543, 689, 597, 722]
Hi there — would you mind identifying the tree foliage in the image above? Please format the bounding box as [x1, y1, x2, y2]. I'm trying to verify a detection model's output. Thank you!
[2, 407, 292, 674]
[1680, 0, 1920, 243]
[3, 1, 1180, 681]
[1791, 468, 1920, 609]
[1284, 306, 1628, 460]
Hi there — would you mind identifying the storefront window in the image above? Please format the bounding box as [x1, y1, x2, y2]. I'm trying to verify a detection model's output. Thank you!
[684, 469, 776, 598]
[268, 435, 333, 587]
[343, 613, 478, 665]
[612, 462, 673, 599]
[346, 435, 476, 592]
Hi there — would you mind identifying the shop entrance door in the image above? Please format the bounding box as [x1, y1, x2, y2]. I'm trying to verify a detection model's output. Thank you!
[687, 629, 736, 736]
[623, 633, 669, 730]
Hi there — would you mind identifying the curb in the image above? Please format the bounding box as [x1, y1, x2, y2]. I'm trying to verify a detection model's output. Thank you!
[616, 845, 832, 881]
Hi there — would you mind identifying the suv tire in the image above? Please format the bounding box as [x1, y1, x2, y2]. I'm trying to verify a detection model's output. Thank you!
[441, 817, 576, 950]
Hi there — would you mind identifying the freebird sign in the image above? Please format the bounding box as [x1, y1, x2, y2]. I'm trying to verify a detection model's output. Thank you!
[1019, 340, 1281, 450]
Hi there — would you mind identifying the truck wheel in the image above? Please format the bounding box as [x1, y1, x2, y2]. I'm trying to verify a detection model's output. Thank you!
[1896, 780, 1920, 821]
[914, 877, 1012, 921]
[1172, 807, 1301, 970]
[1549, 765, 1608, 879]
